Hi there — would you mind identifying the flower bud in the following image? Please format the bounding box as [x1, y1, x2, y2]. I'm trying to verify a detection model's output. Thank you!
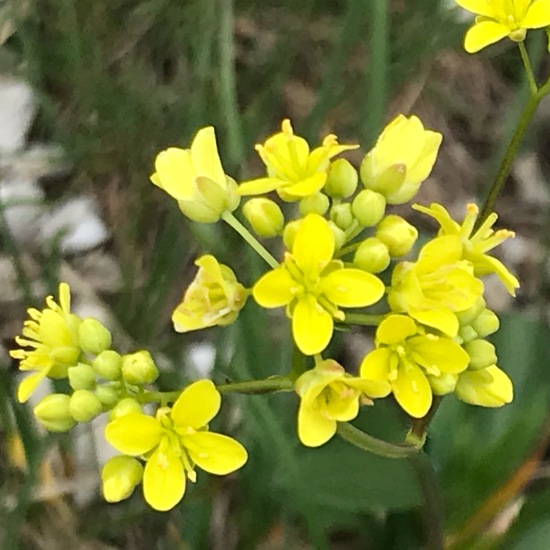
[328, 221, 346, 250]
[78, 318, 112, 355]
[351, 189, 386, 227]
[354, 237, 390, 273]
[68, 363, 96, 391]
[283, 220, 301, 250]
[458, 325, 479, 344]
[95, 384, 120, 408]
[376, 215, 418, 257]
[330, 203, 354, 231]
[92, 350, 122, 381]
[471, 309, 500, 338]
[456, 297, 487, 326]
[324, 159, 358, 198]
[33, 394, 76, 432]
[427, 373, 458, 395]
[69, 389, 103, 423]
[455, 365, 513, 407]
[102, 456, 143, 503]
[299, 193, 330, 216]
[243, 198, 284, 237]
[463, 339, 497, 371]
[109, 397, 142, 421]
[121, 351, 159, 385]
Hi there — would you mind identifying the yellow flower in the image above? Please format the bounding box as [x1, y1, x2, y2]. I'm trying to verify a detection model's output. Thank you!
[105, 380, 248, 511]
[455, 365, 513, 407]
[457, 0, 550, 53]
[253, 214, 385, 355]
[413, 203, 519, 295]
[172, 255, 249, 332]
[295, 359, 390, 447]
[151, 127, 240, 223]
[360, 115, 442, 205]
[237, 119, 357, 201]
[11, 283, 81, 403]
[388, 235, 484, 337]
[360, 315, 470, 418]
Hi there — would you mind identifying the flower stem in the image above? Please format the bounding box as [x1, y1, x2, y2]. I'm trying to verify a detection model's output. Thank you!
[518, 42, 538, 96]
[475, 66, 550, 229]
[222, 211, 279, 268]
[337, 422, 423, 459]
[343, 312, 386, 326]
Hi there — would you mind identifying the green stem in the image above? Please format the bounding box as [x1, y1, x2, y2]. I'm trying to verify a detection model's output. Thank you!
[476, 71, 550, 229]
[337, 422, 423, 459]
[337, 241, 362, 257]
[343, 312, 387, 326]
[222, 211, 279, 268]
[518, 42, 538, 96]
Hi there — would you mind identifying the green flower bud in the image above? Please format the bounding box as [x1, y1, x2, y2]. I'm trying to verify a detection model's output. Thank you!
[351, 189, 387, 227]
[109, 397, 142, 421]
[463, 339, 497, 371]
[283, 220, 301, 250]
[242, 198, 284, 238]
[299, 193, 330, 216]
[68, 363, 96, 391]
[458, 325, 479, 344]
[330, 203, 354, 231]
[92, 350, 122, 381]
[376, 215, 418, 257]
[361, 161, 406, 196]
[69, 389, 103, 423]
[33, 394, 76, 432]
[456, 297, 487, 326]
[102, 456, 143, 503]
[324, 159, 358, 198]
[328, 221, 346, 250]
[354, 237, 390, 273]
[427, 373, 458, 395]
[471, 309, 500, 338]
[95, 384, 120, 408]
[78, 318, 112, 355]
[121, 351, 159, 385]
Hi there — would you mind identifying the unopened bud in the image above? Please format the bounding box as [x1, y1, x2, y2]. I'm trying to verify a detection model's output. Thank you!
[330, 203, 354, 231]
[463, 339, 497, 371]
[102, 456, 143, 503]
[458, 325, 479, 344]
[243, 198, 284, 238]
[33, 394, 76, 432]
[328, 221, 346, 250]
[109, 397, 142, 421]
[93, 350, 122, 381]
[456, 297, 487, 326]
[283, 220, 301, 250]
[69, 389, 103, 423]
[324, 159, 358, 198]
[68, 363, 96, 391]
[299, 193, 330, 216]
[95, 384, 120, 408]
[471, 309, 500, 338]
[455, 366, 513, 407]
[376, 215, 418, 257]
[78, 318, 112, 355]
[121, 351, 159, 385]
[427, 373, 458, 395]
[354, 237, 390, 273]
[351, 190, 386, 227]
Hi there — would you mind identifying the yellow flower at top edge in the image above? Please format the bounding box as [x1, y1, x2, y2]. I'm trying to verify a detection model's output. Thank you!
[413, 203, 519, 295]
[360, 315, 470, 418]
[151, 127, 240, 223]
[237, 119, 358, 202]
[456, 0, 550, 53]
[172, 255, 249, 333]
[253, 214, 385, 355]
[295, 359, 390, 447]
[11, 283, 81, 403]
[388, 235, 484, 337]
[105, 380, 248, 512]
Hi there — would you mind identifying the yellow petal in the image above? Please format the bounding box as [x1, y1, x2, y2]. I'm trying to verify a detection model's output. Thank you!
[58, 282, 71, 313]
[464, 21, 510, 53]
[320, 269, 385, 308]
[405, 131, 443, 185]
[294, 362, 345, 404]
[237, 177, 283, 196]
[190, 127, 226, 185]
[292, 214, 334, 276]
[359, 348, 393, 381]
[171, 379, 221, 429]
[393, 364, 432, 419]
[408, 335, 469, 374]
[292, 295, 333, 355]
[298, 403, 337, 447]
[183, 431, 248, 475]
[17, 369, 49, 403]
[346, 377, 391, 398]
[455, 365, 513, 407]
[153, 148, 195, 200]
[324, 393, 359, 422]
[522, 0, 550, 28]
[455, 0, 496, 18]
[143, 447, 186, 511]
[470, 253, 519, 296]
[253, 268, 295, 308]
[277, 173, 327, 201]
[410, 308, 459, 338]
[105, 414, 163, 456]
[377, 314, 417, 345]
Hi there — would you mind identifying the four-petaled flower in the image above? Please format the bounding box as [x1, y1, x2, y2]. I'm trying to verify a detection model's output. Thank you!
[105, 379, 248, 511]
[456, 0, 550, 53]
[11, 283, 81, 403]
[253, 214, 385, 355]
[413, 203, 519, 295]
[237, 119, 357, 201]
[360, 315, 470, 418]
[295, 359, 390, 447]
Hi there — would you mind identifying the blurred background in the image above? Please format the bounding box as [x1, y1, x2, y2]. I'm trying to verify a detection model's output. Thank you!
[1, 0, 550, 548]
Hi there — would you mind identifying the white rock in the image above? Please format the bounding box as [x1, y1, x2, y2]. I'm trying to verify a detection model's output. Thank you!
[186, 341, 216, 379]
[512, 153, 550, 206]
[0, 76, 35, 154]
